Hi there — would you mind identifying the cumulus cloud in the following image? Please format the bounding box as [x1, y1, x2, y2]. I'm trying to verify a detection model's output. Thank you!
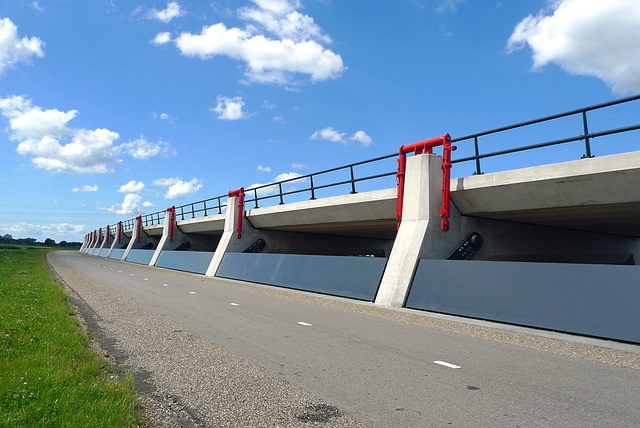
[117, 180, 145, 194]
[97, 194, 145, 215]
[0, 18, 44, 76]
[71, 184, 98, 193]
[119, 136, 176, 160]
[239, 0, 332, 44]
[310, 126, 346, 144]
[212, 96, 247, 120]
[159, 0, 344, 85]
[246, 171, 306, 197]
[148, 2, 185, 23]
[350, 130, 373, 147]
[153, 177, 203, 199]
[151, 32, 172, 45]
[0, 96, 174, 173]
[0, 222, 85, 241]
[507, 0, 640, 94]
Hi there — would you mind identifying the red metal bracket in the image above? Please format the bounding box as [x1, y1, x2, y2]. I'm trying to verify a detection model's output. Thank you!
[106, 225, 110, 244]
[136, 215, 142, 242]
[396, 133, 453, 232]
[117, 221, 122, 243]
[167, 206, 176, 241]
[228, 188, 245, 239]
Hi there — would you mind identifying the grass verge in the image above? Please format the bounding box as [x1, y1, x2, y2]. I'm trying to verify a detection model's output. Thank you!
[0, 246, 146, 427]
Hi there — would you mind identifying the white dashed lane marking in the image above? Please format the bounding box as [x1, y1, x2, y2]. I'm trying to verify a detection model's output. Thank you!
[189, 292, 196, 295]
[297, 322, 312, 326]
[230, 303, 240, 306]
[434, 361, 461, 369]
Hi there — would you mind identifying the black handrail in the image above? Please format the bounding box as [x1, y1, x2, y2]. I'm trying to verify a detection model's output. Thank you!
[116, 95, 640, 227]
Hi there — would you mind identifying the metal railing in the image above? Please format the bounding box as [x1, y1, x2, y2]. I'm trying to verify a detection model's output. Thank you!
[451, 93, 640, 175]
[116, 94, 640, 228]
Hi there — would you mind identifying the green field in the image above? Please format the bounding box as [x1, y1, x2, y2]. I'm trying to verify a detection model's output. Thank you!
[0, 246, 146, 427]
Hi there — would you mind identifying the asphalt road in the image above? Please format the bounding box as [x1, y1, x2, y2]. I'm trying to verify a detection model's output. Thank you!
[56, 251, 640, 427]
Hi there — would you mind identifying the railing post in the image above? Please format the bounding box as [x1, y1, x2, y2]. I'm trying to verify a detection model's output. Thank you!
[473, 135, 482, 175]
[204, 201, 208, 217]
[254, 188, 259, 208]
[278, 183, 284, 205]
[217, 197, 222, 214]
[349, 165, 357, 194]
[582, 110, 593, 158]
[309, 175, 316, 200]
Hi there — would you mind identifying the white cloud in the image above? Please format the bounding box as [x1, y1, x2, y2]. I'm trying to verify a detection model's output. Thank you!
[152, 177, 179, 187]
[153, 177, 203, 199]
[212, 96, 247, 120]
[239, 0, 332, 44]
[31, 2, 44, 12]
[119, 136, 175, 160]
[310, 126, 346, 144]
[117, 180, 145, 194]
[151, 32, 172, 45]
[142, 201, 155, 208]
[97, 194, 145, 215]
[0, 96, 175, 173]
[257, 165, 272, 172]
[350, 130, 373, 147]
[246, 171, 306, 197]
[168, 1, 344, 86]
[507, 0, 640, 94]
[71, 184, 98, 193]
[291, 162, 306, 169]
[0, 18, 44, 76]
[0, 222, 85, 241]
[148, 2, 185, 23]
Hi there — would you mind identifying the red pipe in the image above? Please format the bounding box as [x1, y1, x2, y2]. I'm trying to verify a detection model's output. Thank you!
[167, 206, 176, 241]
[106, 225, 110, 244]
[396, 134, 453, 232]
[117, 221, 122, 243]
[136, 215, 142, 242]
[228, 188, 245, 239]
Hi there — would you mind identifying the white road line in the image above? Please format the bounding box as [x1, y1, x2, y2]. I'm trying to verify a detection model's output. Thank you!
[434, 361, 461, 369]
[144, 278, 149, 281]
[162, 283, 169, 287]
[189, 291, 196, 295]
[129, 273, 134, 276]
[297, 322, 312, 326]
[230, 303, 240, 306]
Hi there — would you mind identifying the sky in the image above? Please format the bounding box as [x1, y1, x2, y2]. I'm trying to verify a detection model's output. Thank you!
[1, 0, 639, 242]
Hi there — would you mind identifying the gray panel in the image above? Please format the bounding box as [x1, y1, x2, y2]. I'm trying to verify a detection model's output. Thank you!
[98, 248, 109, 257]
[156, 251, 215, 274]
[126, 249, 155, 265]
[108, 249, 126, 260]
[217, 253, 387, 301]
[407, 259, 640, 343]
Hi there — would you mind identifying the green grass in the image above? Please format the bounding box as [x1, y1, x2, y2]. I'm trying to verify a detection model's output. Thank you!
[0, 247, 146, 427]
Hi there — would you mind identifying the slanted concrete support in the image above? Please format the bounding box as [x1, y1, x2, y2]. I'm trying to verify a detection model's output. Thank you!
[95, 228, 108, 256]
[149, 207, 187, 266]
[375, 154, 464, 307]
[122, 217, 141, 261]
[89, 230, 100, 255]
[205, 195, 260, 277]
[106, 224, 119, 258]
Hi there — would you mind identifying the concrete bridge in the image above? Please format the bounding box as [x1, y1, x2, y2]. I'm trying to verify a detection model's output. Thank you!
[80, 96, 640, 344]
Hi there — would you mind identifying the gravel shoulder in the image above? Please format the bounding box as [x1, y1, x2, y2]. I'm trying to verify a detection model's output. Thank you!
[48, 251, 369, 428]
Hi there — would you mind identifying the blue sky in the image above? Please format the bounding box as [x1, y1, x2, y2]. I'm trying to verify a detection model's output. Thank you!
[1, 0, 639, 242]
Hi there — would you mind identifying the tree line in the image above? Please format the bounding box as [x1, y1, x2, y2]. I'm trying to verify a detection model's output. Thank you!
[0, 234, 82, 248]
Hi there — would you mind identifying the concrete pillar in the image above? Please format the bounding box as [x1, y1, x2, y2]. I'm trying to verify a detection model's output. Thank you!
[106, 225, 118, 258]
[89, 230, 100, 255]
[375, 153, 462, 307]
[95, 228, 108, 256]
[122, 218, 140, 261]
[149, 207, 186, 266]
[205, 196, 259, 277]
